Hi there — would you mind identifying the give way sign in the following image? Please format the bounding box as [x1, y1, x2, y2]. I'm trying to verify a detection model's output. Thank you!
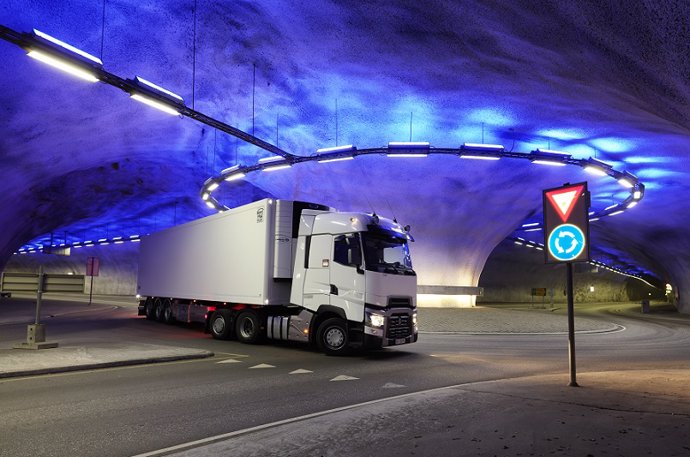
[543, 182, 590, 263]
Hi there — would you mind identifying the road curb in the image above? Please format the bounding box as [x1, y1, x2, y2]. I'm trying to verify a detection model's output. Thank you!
[419, 323, 626, 336]
[0, 351, 215, 379]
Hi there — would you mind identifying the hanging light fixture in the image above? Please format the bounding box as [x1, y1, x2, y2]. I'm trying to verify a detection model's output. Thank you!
[26, 29, 102, 82]
[129, 76, 184, 115]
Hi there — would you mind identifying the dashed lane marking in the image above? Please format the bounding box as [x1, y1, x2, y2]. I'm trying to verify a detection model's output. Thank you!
[248, 363, 275, 369]
[216, 359, 243, 364]
[330, 375, 359, 381]
[289, 369, 313, 374]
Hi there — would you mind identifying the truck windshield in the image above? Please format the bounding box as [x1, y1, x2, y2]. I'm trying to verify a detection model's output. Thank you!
[362, 231, 415, 276]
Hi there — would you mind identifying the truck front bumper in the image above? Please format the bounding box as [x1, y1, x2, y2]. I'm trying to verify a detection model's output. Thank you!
[363, 307, 418, 348]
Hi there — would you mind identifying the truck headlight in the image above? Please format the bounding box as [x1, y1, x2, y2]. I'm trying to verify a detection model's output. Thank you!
[367, 312, 385, 328]
[412, 312, 418, 327]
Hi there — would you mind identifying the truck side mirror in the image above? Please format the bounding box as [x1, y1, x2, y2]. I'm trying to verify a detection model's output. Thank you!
[348, 247, 362, 268]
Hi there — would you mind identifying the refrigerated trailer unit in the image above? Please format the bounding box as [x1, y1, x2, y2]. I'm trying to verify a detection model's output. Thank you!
[137, 199, 418, 355]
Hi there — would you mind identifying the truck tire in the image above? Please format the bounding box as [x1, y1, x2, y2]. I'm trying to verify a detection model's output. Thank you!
[154, 298, 165, 322]
[317, 317, 349, 356]
[235, 310, 263, 344]
[210, 311, 234, 340]
[144, 298, 156, 320]
[162, 298, 175, 324]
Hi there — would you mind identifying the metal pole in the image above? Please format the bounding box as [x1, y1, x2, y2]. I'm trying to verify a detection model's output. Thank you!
[566, 262, 579, 387]
[89, 274, 94, 306]
[35, 266, 44, 324]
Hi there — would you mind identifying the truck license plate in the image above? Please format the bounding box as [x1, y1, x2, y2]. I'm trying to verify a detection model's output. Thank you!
[395, 338, 405, 345]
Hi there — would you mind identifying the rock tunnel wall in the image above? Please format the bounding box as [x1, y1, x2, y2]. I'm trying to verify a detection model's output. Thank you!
[3, 243, 139, 296]
[478, 240, 664, 305]
[2, 237, 664, 307]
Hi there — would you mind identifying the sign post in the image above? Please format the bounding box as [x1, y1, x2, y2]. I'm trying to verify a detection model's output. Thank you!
[543, 182, 590, 387]
[13, 266, 59, 350]
[531, 288, 547, 308]
[86, 257, 100, 305]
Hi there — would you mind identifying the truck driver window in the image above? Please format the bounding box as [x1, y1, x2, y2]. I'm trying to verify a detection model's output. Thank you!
[333, 234, 362, 268]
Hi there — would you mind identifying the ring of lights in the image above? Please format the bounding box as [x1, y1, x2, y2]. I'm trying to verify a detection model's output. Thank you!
[200, 143, 645, 226]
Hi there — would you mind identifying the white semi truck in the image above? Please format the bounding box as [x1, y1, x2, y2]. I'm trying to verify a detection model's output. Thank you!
[137, 199, 418, 355]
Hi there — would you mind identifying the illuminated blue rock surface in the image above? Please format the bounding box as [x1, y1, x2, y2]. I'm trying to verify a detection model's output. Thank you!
[0, 1, 687, 309]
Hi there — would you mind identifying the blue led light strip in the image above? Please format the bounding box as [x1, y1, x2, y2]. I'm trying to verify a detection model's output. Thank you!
[506, 237, 658, 287]
[15, 235, 141, 255]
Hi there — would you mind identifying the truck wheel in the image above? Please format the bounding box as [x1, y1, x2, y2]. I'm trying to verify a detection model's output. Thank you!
[144, 298, 156, 320]
[235, 310, 263, 344]
[162, 298, 175, 324]
[154, 298, 165, 322]
[210, 311, 234, 340]
[317, 318, 349, 356]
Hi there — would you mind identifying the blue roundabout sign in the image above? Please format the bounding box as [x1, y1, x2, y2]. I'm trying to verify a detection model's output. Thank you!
[547, 224, 586, 261]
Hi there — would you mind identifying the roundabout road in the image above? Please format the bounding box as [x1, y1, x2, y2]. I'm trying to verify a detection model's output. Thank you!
[0, 300, 688, 456]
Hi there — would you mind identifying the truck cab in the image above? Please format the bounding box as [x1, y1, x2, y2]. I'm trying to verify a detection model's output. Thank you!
[291, 210, 418, 354]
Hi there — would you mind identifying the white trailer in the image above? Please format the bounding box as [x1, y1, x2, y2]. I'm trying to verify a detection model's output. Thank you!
[137, 199, 417, 355]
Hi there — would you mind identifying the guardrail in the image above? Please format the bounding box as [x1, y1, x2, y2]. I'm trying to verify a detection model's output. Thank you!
[0, 272, 85, 294]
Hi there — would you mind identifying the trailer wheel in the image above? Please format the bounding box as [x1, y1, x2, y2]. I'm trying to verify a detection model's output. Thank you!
[235, 310, 263, 344]
[153, 298, 165, 322]
[162, 298, 175, 324]
[144, 298, 156, 320]
[317, 318, 349, 356]
[210, 311, 234, 340]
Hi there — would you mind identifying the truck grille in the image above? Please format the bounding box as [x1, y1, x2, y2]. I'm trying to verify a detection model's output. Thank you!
[387, 313, 412, 339]
[388, 297, 412, 308]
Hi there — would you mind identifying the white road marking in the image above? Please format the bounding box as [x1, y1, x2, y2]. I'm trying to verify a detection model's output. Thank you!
[248, 363, 275, 369]
[216, 359, 242, 364]
[289, 369, 313, 374]
[381, 382, 406, 389]
[330, 375, 359, 381]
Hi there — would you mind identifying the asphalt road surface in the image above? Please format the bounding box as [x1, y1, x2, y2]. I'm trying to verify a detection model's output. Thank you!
[1, 299, 688, 456]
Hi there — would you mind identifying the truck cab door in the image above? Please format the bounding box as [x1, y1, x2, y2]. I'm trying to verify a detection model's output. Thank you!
[301, 234, 332, 312]
[330, 233, 365, 321]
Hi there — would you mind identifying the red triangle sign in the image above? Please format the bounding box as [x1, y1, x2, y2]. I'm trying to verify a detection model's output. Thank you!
[545, 184, 584, 223]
